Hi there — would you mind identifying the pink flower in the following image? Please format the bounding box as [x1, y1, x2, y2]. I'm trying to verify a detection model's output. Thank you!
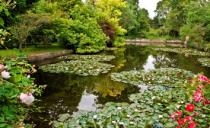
[19, 93, 35, 106]
[198, 75, 209, 82]
[193, 112, 199, 116]
[1, 70, 11, 79]
[193, 90, 202, 102]
[170, 111, 182, 120]
[0, 64, 5, 72]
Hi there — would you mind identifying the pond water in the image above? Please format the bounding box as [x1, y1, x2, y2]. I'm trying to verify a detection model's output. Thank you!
[29, 45, 210, 127]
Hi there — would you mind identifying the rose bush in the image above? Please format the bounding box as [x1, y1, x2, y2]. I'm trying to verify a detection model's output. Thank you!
[170, 74, 210, 128]
[0, 58, 43, 127]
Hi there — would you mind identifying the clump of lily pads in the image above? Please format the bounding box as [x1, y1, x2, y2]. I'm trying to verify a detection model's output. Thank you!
[153, 47, 210, 56]
[197, 58, 210, 67]
[60, 54, 116, 62]
[39, 60, 114, 76]
[53, 86, 185, 128]
[111, 68, 194, 87]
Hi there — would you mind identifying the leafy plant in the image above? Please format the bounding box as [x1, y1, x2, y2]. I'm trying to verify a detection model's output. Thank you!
[0, 58, 43, 127]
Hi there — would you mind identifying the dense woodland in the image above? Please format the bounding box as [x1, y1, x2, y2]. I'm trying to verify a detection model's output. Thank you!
[0, 0, 210, 53]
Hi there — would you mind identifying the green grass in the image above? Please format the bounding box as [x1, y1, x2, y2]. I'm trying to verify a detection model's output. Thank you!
[0, 46, 64, 57]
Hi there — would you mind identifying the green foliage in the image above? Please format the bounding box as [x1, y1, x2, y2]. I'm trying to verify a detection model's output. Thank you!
[121, 1, 150, 38]
[54, 7, 107, 53]
[9, 12, 53, 49]
[0, 58, 42, 127]
[0, 0, 15, 27]
[95, 0, 127, 46]
[180, 2, 210, 49]
[0, 29, 10, 48]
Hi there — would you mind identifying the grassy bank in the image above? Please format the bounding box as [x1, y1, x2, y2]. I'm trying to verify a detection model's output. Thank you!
[0, 46, 64, 57]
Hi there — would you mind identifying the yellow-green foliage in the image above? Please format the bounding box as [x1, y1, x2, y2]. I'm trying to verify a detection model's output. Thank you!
[96, 0, 127, 35]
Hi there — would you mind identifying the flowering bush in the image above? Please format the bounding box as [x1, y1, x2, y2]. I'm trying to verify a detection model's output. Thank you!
[170, 75, 210, 128]
[0, 58, 43, 127]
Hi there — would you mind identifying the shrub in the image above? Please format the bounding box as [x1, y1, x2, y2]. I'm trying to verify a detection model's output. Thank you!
[54, 4, 107, 53]
[0, 58, 43, 127]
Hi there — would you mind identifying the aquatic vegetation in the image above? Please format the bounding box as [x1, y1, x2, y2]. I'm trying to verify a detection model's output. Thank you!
[39, 60, 114, 76]
[61, 54, 115, 62]
[153, 47, 210, 56]
[197, 58, 210, 67]
[111, 68, 194, 87]
[52, 87, 187, 128]
[53, 75, 210, 128]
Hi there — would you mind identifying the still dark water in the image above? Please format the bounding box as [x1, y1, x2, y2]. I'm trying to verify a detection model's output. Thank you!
[30, 45, 210, 127]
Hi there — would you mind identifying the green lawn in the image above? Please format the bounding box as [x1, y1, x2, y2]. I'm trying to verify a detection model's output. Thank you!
[0, 46, 64, 57]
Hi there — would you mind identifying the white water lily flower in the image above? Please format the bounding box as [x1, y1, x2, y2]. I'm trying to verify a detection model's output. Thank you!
[119, 122, 124, 125]
[158, 115, 163, 118]
[93, 115, 97, 119]
[117, 107, 122, 110]
[20, 93, 35, 105]
[1, 70, 11, 79]
[112, 121, 116, 124]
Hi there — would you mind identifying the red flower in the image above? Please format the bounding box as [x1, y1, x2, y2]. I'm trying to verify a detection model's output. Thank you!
[203, 97, 210, 105]
[188, 121, 196, 128]
[178, 119, 186, 125]
[183, 116, 193, 122]
[186, 104, 195, 112]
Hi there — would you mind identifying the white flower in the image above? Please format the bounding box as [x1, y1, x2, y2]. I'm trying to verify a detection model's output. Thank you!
[117, 107, 122, 110]
[158, 115, 163, 118]
[112, 121, 116, 124]
[119, 122, 124, 125]
[130, 122, 135, 125]
[127, 114, 131, 118]
[27, 75, 31, 78]
[19, 93, 35, 105]
[1, 70, 11, 79]
[93, 115, 97, 119]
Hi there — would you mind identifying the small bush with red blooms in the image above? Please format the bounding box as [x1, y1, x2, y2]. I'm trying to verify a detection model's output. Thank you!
[170, 75, 210, 128]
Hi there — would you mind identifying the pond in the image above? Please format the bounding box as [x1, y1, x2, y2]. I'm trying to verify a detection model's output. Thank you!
[29, 45, 210, 127]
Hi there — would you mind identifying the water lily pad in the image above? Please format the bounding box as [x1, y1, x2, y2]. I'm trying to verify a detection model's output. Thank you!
[153, 47, 210, 56]
[39, 60, 114, 76]
[111, 68, 194, 87]
[53, 86, 183, 128]
[60, 54, 116, 62]
[197, 58, 210, 67]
